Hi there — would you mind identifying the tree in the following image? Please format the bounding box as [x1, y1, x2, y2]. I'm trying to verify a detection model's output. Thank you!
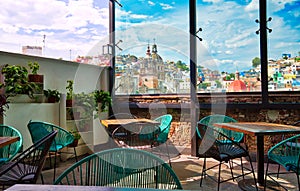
[176, 60, 189, 71]
[252, 57, 261, 68]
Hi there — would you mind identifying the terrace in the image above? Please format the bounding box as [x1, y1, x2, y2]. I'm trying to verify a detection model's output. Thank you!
[6, 153, 298, 191]
[0, 0, 300, 191]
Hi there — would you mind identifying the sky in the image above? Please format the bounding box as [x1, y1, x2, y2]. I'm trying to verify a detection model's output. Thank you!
[0, 0, 299, 73]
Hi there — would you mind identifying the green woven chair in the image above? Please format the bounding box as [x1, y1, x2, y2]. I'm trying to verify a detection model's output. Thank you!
[275, 121, 300, 178]
[196, 123, 257, 191]
[265, 134, 300, 190]
[154, 114, 173, 144]
[112, 122, 160, 149]
[151, 114, 173, 165]
[199, 114, 243, 143]
[27, 120, 77, 182]
[54, 148, 182, 190]
[0, 125, 23, 166]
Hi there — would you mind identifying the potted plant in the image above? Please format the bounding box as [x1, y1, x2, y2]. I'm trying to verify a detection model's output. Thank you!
[28, 61, 44, 94]
[74, 92, 95, 118]
[0, 64, 38, 101]
[66, 80, 74, 107]
[43, 89, 60, 103]
[93, 90, 112, 112]
[69, 129, 81, 147]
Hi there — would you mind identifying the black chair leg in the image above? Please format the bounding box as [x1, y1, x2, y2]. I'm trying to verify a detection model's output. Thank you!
[248, 156, 258, 191]
[228, 160, 235, 181]
[48, 152, 52, 169]
[73, 147, 78, 163]
[296, 173, 300, 190]
[40, 173, 44, 184]
[240, 158, 245, 179]
[200, 157, 206, 187]
[217, 162, 222, 191]
[276, 164, 280, 179]
[53, 151, 57, 182]
[264, 159, 270, 191]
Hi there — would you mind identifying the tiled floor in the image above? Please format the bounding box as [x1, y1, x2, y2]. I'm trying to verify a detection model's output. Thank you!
[37, 153, 299, 191]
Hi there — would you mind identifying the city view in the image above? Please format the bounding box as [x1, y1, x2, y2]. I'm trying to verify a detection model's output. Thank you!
[110, 42, 300, 94]
[0, 0, 299, 94]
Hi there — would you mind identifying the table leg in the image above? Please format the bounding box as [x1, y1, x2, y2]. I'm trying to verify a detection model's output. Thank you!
[256, 135, 264, 185]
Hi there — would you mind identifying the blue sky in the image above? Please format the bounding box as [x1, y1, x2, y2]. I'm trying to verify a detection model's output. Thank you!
[115, 0, 300, 72]
[0, 0, 299, 73]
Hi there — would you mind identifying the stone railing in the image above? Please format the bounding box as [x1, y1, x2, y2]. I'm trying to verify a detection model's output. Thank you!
[114, 92, 300, 155]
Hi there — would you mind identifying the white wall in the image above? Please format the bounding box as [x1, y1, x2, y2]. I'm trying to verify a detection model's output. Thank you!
[0, 51, 109, 94]
[0, 51, 110, 150]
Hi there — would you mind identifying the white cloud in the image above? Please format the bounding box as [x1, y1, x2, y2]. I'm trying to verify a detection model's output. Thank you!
[0, 0, 298, 67]
[269, 0, 295, 12]
[148, 1, 155, 6]
[202, 0, 222, 3]
[225, 50, 233, 55]
[245, 0, 258, 12]
[0, 0, 109, 60]
[159, 3, 174, 10]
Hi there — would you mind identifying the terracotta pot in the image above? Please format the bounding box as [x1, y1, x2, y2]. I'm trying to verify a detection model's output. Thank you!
[28, 74, 44, 83]
[48, 96, 57, 103]
[66, 99, 73, 107]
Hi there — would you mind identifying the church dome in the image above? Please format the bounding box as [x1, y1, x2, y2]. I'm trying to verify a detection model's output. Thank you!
[228, 70, 247, 92]
[152, 52, 162, 61]
[228, 80, 247, 92]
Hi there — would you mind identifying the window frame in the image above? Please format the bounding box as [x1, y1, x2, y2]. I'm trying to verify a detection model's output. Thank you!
[108, 0, 300, 110]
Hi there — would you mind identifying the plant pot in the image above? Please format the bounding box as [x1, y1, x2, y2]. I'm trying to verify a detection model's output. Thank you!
[28, 74, 44, 83]
[48, 96, 57, 103]
[66, 99, 73, 107]
[28, 74, 44, 94]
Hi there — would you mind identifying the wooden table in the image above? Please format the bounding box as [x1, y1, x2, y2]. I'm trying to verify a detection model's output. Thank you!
[0, 136, 20, 148]
[5, 184, 180, 191]
[214, 122, 300, 189]
[101, 118, 160, 132]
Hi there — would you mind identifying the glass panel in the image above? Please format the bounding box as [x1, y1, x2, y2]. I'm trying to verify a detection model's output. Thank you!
[114, 0, 189, 95]
[267, 0, 300, 92]
[196, 1, 260, 93]
[0, 1, 109, 65]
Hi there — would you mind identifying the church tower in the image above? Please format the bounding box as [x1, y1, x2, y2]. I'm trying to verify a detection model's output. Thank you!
[152, 38, 157, 54]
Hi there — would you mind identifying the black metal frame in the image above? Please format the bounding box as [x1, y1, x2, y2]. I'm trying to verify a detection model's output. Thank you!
[108, 0, 300, 156]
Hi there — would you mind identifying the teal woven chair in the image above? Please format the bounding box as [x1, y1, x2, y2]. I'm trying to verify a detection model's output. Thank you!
[112, 122, 160, 149]
[152, 114, 173, 165]
[54, 148, 182, 190]
[199, 114, 243, 143]
[27, 120, 77, 182]
[275, 121, 300, 178]
[0, 125, 23, 166]
[265, 134, 300, 190]
[154, 114, 173, 144]
[196, 123, 257, 191]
